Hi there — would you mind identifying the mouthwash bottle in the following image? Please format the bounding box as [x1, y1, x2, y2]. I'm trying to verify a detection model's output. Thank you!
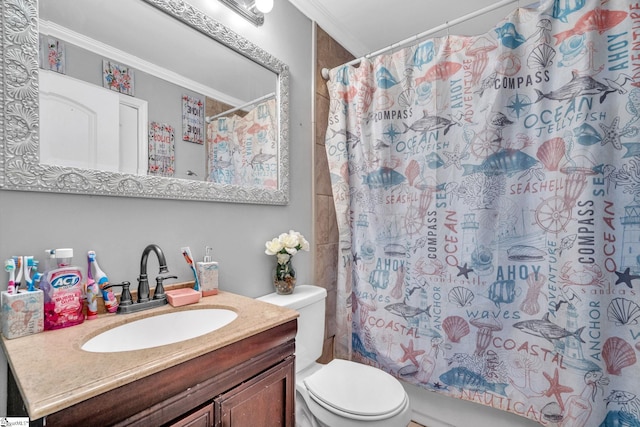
[41, 248, 85, 330]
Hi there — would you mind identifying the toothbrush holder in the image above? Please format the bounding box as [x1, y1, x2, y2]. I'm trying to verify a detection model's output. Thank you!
[1, 290, 44, 339]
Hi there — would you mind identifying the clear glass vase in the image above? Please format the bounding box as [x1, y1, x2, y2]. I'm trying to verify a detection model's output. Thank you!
[273, 259, 296, 295]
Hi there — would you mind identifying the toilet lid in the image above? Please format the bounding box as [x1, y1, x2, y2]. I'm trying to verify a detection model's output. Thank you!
[303, 359, 407, 418]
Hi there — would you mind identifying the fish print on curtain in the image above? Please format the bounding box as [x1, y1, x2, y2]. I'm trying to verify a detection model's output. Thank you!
[325, 0, 640, 425]
[206, 98, 278, 188]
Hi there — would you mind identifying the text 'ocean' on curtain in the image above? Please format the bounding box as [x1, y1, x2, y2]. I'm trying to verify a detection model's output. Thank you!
[324, 0, 640, 425]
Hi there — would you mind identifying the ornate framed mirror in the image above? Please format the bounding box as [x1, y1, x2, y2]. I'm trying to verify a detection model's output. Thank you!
[0, 0, 289, 204]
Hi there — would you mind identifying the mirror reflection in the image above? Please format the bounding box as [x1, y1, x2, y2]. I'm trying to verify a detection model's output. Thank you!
[205, 93, 278, 187]
[0, 0, 290, 204]
[39, 0, 278, 182]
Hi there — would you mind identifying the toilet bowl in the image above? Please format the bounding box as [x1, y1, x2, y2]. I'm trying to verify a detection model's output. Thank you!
[296, 359, 411, 427]
[258, 285, 411, 427]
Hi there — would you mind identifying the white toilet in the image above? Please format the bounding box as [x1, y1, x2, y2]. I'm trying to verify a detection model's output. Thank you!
[258, 285, 412, 427]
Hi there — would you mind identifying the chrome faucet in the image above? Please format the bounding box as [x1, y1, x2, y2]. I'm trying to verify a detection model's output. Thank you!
[115, 244, 176, 314]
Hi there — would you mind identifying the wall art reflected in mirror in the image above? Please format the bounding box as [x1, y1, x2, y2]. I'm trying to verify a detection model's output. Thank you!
[0, 0, 289, 204]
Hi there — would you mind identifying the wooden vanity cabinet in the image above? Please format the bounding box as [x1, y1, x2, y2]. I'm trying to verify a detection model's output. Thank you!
[9, 320, 296, 427]
[214, 356, 294, 426]
[172, 357, 294, 427]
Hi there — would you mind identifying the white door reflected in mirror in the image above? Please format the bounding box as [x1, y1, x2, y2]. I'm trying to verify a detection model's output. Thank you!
[39, 70, 148, 175]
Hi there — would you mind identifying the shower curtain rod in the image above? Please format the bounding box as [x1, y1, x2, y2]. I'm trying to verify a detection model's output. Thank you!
[321, 0, 520, 80]
[205, 91, 276, 122]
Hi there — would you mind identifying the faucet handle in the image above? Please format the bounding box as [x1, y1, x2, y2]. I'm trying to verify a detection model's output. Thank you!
[153, 275, 177, 300]
[103, 281, 133, 306]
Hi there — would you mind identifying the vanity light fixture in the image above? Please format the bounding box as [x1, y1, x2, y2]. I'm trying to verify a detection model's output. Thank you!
[218, 0, 273, 26]
[254, 0, 273, 13]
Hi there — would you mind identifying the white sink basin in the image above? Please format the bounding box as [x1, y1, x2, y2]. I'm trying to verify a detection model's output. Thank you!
[81, 309, 238, 353]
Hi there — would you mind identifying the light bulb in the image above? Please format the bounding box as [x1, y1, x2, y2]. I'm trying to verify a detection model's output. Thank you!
[254, 0, 273, 13]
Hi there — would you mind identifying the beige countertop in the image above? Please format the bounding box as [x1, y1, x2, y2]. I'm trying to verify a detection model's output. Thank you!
[1, 290, 298, 420]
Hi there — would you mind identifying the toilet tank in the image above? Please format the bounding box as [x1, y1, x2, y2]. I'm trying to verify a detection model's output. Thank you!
[258, 285, 327, 373]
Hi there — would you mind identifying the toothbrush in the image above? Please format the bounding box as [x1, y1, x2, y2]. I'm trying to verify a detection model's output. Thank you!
[23, 256, 36, 292]
[5, 259, 16, 294]
[88, 251, 119, 313]
[12, 256, 23, 292]
[85, 253, 100, 319]
[30, 260, 43, 291]
[180, 247, 200, 291]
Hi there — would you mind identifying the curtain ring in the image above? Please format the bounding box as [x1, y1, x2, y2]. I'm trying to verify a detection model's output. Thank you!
[446, 21, 450, 37]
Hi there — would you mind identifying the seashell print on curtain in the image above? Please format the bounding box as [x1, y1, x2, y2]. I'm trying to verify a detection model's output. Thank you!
[324, 0, 640, 425]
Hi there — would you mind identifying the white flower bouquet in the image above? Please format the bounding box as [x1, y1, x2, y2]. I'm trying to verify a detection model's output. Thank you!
[265, 230, 309, 294]
[265, 230, 310, 265]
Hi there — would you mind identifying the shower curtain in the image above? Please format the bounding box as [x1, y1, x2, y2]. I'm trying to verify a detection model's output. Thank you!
[206, 98, 278, 188]
[325, 0, 640, 425]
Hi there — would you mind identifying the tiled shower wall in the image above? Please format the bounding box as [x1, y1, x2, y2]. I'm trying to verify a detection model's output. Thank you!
[314, 25, 354, 362]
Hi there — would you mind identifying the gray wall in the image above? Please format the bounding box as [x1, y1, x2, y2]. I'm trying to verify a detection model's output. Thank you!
[0, 0, 312, 417]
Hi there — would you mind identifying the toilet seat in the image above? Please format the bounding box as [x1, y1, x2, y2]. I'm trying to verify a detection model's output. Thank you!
[302, 359, 408, 421]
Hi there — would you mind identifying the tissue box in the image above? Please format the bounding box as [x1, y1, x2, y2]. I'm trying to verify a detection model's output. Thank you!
[1, 290, 44, 339]
[166, 288, 201, 307]
[196, 261, 219, 296]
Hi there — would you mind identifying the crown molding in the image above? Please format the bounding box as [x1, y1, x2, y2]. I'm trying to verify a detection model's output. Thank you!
[39, 19, 246, 108]
[287, 0, 368, 57]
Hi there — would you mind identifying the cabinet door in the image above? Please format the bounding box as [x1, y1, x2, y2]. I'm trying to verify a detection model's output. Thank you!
[170, 403, 214, 427]
[214, 357, 294, 427]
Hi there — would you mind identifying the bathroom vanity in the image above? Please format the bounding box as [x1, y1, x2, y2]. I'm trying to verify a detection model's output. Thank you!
[2, 290, 298, 426]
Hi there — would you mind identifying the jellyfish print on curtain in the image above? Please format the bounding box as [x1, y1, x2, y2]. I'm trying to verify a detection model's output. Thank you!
[324, 0, 640, 425]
